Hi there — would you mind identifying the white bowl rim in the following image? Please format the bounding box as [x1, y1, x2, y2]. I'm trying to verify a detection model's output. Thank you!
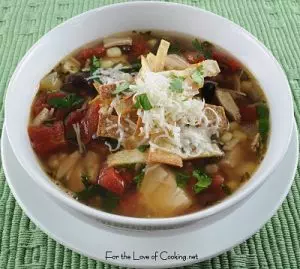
[4, 1, 294, 227]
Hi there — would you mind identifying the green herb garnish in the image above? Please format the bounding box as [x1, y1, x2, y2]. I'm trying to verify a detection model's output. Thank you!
[48, 93, 84, 109]
[192, 39, 213, 59]
[192, 169, 212, 193]
[134, 171, 145, 188]
[169, 76, 185, 93]
[134, 93, 152, 110]
[169, 42, 182, 54]
[102, 192, 120, 212]
[113, 82, 130, 95]
[137, 144, 150, 152]
[191, 66, 204, 86]
[74, 185, 106, 201]
[222, 184, 232, 195]
[175, 171, 190, 189]
[81, 174, 90, 189]
[90, 56, 101, 73]
[256, 103, 269, 142]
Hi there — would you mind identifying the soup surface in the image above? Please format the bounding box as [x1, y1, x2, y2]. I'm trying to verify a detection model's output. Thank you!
[28, 31, 270, 218]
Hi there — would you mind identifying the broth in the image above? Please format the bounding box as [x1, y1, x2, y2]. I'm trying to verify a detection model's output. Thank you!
[28, 31, 269, 218]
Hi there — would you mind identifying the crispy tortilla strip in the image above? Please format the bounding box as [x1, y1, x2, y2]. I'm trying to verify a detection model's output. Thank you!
[115, 97, 133, 115]
[146, 53, 156, 71]
[204, 104, 229, 131]
[96, 114, 133, 139]
[160, 60, 220, 88]
[123, 135, 145, 150]
[93, 82, 116, 99]
[153, 39, 170, 72]
[107, 149, 147, 167]
[147, 148, 183, 167]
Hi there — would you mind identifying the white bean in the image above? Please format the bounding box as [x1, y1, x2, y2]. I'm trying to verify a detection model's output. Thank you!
[205, 164, 219, 174]
[147, 39, 158, 48]
[233, 130, 247, 142]
[223, 138, 240, 151]
[106, 47, 122, 58]
[221, 132, 233, 143]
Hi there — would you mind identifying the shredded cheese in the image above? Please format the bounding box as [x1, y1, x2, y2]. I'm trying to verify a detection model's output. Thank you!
[131, 60, 222, 158]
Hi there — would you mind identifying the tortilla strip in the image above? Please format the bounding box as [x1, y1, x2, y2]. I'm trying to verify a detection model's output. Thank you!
[96, 114, 133, 139]
[146, 53, 156, 71]
[147, 148, 183, 167]
[107, 149, 147, 167]
[93, 82, 116, 99]
[153, 39, 170, 72]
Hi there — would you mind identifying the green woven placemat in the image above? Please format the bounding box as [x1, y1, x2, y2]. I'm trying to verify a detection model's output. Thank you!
[0, 0, 299, 268]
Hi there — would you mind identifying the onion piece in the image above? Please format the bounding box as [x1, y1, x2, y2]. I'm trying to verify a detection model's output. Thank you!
[32, 107, 54, 126]
[72, 123, 86, 155]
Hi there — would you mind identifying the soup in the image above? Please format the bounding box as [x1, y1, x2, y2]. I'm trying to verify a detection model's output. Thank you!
[28, 31, 270, 218]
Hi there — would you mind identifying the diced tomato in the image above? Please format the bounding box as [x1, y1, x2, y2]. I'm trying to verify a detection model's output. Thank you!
[88, 141, 110, 156]
[32, 93, 49, 117]
[93, 46, 106, 57]
[118, 192, 141, 216]
[98, 167, 126, 195]
[183, 51, 205, 64]
[210, 175, 225, 189]
[186, 177, 197, 196]
[130, 37, 149, 58]
[47, 92, 66, 101]
[76, 45, 106, 62]
[64, 109, 86, 131]
[80, 99, 101, 144]
[212, 51, 240, 72]
[28, 121, 66, 156]
[239, 105, 257, 122]
[118, 170, 135, 184]
[54, 109, 69, 121]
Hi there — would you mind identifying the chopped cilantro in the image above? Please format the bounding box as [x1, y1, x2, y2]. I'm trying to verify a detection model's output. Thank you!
[192, 169, 212, 193]
[48, 93, 84, 109]
[74, 185, 106, 201]
[169, 42, 182, 54]
[137, 144, 150, 152]
[102, 192, 120, 212]
[81, 174, 90, 188]
[175, 171, 190, 189]
[113, 82, 130, 95]
[90, 56, 101, 73]
[169, 76, 185, 93]
[256, 104, 269, 142]
[134, 171, 145, 188]
[134, 93, 152, 110]
[191, 66, 204, 86]
[222, 184, 232, 195]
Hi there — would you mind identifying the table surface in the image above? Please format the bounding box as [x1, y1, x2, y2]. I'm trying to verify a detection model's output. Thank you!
[0, 0, 299, 268]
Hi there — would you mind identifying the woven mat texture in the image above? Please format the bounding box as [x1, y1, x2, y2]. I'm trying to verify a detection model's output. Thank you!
[0, 0, 299, 268]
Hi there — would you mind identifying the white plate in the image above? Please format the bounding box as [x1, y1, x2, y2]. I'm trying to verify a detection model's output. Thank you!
[1, 122, 298, 268]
